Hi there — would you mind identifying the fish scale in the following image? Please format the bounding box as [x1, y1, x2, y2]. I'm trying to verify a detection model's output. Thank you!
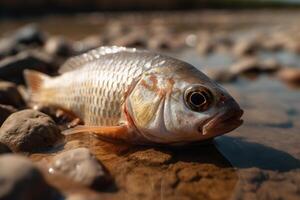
[31, 47, 167, 126]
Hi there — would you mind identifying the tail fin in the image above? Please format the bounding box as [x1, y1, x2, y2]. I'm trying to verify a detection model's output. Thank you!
[24, 70, 50, 101]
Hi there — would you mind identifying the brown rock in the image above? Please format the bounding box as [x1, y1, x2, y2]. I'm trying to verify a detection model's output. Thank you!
[44, 36, 74, 57]
[233, 38, 259, 57]
[129, 148, 172, 165]
[229, 57, 280, 76]
[277, 68, 300, 86]
[113, 32, 147, 48]
[260, 58, 281, 72]
[0, 38, 21, 59]
[0, 104, 17, 126]
[0, 81, 25, 108]
[49, 148, 111, 190]
[203, 68, 237, 83]
[196, 40, 214, 55]
[0, 155, 61, 200]
[73, 35, 103, 54]
[0, 109, 63, 152]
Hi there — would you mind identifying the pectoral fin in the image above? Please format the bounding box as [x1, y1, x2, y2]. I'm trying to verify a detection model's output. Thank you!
[62, 125, 131, 141]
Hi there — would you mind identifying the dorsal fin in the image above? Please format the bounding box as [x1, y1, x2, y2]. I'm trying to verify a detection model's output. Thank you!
[59, 46, 139, 73]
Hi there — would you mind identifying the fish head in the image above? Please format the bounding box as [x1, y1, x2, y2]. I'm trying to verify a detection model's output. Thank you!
[126, 63, 243, 144]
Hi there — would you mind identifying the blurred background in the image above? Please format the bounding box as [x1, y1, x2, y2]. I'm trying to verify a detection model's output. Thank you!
[0, 0, 300, 16]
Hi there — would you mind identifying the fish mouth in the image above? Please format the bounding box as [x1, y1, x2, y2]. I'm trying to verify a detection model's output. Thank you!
[202, 108, 244, 137]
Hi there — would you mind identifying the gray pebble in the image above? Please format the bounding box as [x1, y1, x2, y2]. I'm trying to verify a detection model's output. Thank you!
[0, 155, 61, 200]
[49, 148, 111, 190]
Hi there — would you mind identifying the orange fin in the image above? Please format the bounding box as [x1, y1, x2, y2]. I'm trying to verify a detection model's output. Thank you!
[62, 125, 131, 141]
[24, 69, 50, 93]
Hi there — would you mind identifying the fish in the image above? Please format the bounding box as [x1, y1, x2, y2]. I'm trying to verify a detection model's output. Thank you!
[24, 46, 243, 144]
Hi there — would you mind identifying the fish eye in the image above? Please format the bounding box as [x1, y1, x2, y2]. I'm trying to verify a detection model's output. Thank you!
[184, 86, 213, 112]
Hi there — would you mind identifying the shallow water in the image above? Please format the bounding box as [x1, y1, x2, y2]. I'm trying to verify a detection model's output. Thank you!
[1, 11, 300, 199]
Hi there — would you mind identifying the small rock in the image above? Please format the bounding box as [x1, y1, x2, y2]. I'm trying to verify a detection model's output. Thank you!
[0, 155, 61, 200]
[285, 39, 300, 54]
[233, 39, 258, 57]
[49, 148, 111, 190]
[203, 68, 237, 83]
[0, 104, 17, 126]
[260, 59, 281, 72]
[129, 148, 172, 165]
[0, 142, 11, 154]
[0, 38, 21, 58]
[147, 36, 172, 50]
[12, 24, 45, 46]
[196, 40, 214, 55]
[0, 81, 25, 108]
[229, 57, 260, 75]
[73, 35, 103, 54]
[113, 32, 147, 48]
[0, 109, 63, 152]
[0, 51, 57, 83]
[261, 39, 283, 52]
[44, 36, 74, 57]
[229, 57, 280, 76]
[0, 24, 45, 59]
[277, 68, 300, 86]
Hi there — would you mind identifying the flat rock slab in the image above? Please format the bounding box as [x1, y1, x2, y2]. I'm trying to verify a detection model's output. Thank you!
[0, 155, 61, 200]
[0, 109, 64, 152]
[49, 147, 111, 190]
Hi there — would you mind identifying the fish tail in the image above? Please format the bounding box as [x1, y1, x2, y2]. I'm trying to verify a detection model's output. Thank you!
[24, 69, 51, 102]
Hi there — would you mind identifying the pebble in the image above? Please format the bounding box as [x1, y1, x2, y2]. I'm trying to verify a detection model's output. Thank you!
[232, 39, 258, 57]
[0, 155, 61, 200]
[0, 24, 45, 59]
[113, 32, 147, 48]
[203, 68, 237, 83]
[229, 57, 280, 76]
[0, 81, 25, 108]
[12, 24, 45, 46]
[196, 40, 214, 55]
[277, 68, 300, 86]
[0, 38, 21, 58]
[0, 109, 63, 152]
[73, 35, 103, 54]
[44, 36, 74, 57]
[0, 51, 57, 84]
[0, 104, 17, 126]
[49, 148, 111, 190]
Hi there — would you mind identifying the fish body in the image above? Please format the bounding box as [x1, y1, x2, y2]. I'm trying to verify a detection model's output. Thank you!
[25, 46, 243, 144]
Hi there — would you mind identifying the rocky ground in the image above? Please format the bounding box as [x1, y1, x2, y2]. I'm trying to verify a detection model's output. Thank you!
[0, 11, 300, 200]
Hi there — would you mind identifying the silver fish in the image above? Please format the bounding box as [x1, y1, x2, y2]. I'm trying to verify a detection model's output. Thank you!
[24, 46, 243, 144]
